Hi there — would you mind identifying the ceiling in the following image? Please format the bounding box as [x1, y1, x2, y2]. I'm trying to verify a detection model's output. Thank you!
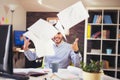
[2, 0, 120, 12]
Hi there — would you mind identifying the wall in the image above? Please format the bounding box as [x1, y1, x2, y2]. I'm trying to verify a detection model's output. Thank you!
[0, 0, 26, 30]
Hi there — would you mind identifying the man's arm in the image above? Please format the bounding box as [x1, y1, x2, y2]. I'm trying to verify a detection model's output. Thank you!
[24, 50, 37, 61]
[70, 51, 82, 67]
[71, 38, 82, 67]
[72, 38, 79, 52]
[23, 37, 31, 51]
[23, 37, 37, 61]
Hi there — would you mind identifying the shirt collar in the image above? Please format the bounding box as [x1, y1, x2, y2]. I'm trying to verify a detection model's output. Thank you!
[53, 41, 65, 47]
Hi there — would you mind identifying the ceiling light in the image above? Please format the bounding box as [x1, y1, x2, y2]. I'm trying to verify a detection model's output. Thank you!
[38, 0, 42, 4]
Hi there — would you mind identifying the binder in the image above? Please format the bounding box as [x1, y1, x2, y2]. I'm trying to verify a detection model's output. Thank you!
[87, 24, 91, 38]
[93, 15, 98, 23]
[103, 15, 112, 24]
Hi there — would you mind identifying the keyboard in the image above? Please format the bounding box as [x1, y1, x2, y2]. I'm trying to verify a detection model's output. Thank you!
[0, 72, 29, 80]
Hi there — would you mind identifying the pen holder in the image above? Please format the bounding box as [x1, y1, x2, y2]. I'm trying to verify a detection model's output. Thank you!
[106, 49, 112, 54]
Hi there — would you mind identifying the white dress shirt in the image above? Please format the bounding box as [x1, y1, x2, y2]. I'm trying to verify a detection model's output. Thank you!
[24, 42, 82, 68]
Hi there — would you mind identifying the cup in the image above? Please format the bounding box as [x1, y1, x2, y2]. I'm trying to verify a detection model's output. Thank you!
[106, 49, 112, 54]
[49, 62, 59, 73]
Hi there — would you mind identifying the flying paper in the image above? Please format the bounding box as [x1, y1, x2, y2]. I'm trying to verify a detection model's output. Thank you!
[55, 20, 67, 40]
[23, 19, 59, 57]
[57, 1, 89, 34]
[23, 31, 55, 57]
[28, 18, 58, 39]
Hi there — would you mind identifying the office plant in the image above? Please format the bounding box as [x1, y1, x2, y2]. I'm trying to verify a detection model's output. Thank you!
[80, 60, 103, 80]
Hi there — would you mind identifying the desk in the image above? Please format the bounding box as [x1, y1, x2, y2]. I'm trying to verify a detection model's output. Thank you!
[0, 69, 119, 80]
[29, 70, 119, 80]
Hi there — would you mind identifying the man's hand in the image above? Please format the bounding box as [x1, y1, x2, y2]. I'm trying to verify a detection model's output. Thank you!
[23, 36, 31, 51]
[72, 38, 79, 52]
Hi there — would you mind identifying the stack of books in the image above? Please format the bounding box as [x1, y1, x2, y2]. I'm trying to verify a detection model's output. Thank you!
[93, 15, 102, 24]
[102, 60, 109, 69]
[102, 30, 110, 39]
[91, 49, 101, 54]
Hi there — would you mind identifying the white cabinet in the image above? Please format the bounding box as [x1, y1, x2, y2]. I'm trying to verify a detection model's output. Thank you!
[84, 8, 120, 79]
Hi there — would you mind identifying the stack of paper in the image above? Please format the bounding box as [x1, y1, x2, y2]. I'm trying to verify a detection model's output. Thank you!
[13, 68, 48, 76]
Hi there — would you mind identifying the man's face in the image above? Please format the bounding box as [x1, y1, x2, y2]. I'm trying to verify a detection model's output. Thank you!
[53, 32, 63, 44]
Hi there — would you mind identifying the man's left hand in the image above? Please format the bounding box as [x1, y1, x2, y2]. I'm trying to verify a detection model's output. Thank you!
[72, 38, 79, 52]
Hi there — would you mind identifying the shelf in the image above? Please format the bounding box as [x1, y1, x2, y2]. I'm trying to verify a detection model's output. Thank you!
[117, 71, 120, 79]
[117, 68, 120, 71]
[89, 23, 102, 25]
[103, 10, 118, 24]
[88, 10, 102, 23]
[118, 42, 120, 54]
[102, 54, 116, 56]
[87, 38, 116, 41]
[103, 24, 118, 26]
[102, 39, 116, 41]
[102, 41, 116, 53]
[103, 67, 116, 71]
[117, 57, 120, 69]
[86, 53, 101, 55]
[87, 38, 101, 40]
[104, 71, 115, 78]
[86, 55, 100, 63]
[85, 9, 120, 79]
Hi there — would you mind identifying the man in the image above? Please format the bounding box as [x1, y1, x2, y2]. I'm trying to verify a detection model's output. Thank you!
[23, 32, 82, 68]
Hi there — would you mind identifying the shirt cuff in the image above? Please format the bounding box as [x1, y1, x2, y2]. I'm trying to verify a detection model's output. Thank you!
[74, 50, 79, 54]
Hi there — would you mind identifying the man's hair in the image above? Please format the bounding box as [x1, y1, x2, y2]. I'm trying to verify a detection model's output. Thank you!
[57, 32, 61, 34]
[57, 32, 66, 41]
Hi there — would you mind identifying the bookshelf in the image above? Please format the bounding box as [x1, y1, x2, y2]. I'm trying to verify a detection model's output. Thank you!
[84, 8, 120, 79]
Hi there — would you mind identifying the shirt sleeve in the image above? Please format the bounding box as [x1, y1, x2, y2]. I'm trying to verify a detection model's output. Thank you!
[24, 50, 37, 61]
[70, 51, 82, 68]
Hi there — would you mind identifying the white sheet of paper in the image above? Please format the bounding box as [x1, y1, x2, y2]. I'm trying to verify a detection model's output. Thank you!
[54, 69, 79, 80]
[101, 75, 120, 80]
[13, 68, 45, 74]
[23, 31, 55, 57]
[28, 18, 58, 40]
[55, 20, 67, 40]
[67, 66, 83, 78]
[57, 1, 89, 34]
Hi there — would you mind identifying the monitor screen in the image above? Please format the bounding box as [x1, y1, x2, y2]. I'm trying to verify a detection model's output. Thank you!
[0, 25, 13, 74]
[14, 30, 26, 47]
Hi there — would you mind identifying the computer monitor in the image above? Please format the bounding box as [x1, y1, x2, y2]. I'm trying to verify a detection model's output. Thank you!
[0, 25, 13, 74]
[14, 30, 26, 47]
[0, 25, 29, 79]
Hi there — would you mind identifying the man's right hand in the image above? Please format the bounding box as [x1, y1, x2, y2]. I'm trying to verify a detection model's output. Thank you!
[23, 36, 31, 51]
